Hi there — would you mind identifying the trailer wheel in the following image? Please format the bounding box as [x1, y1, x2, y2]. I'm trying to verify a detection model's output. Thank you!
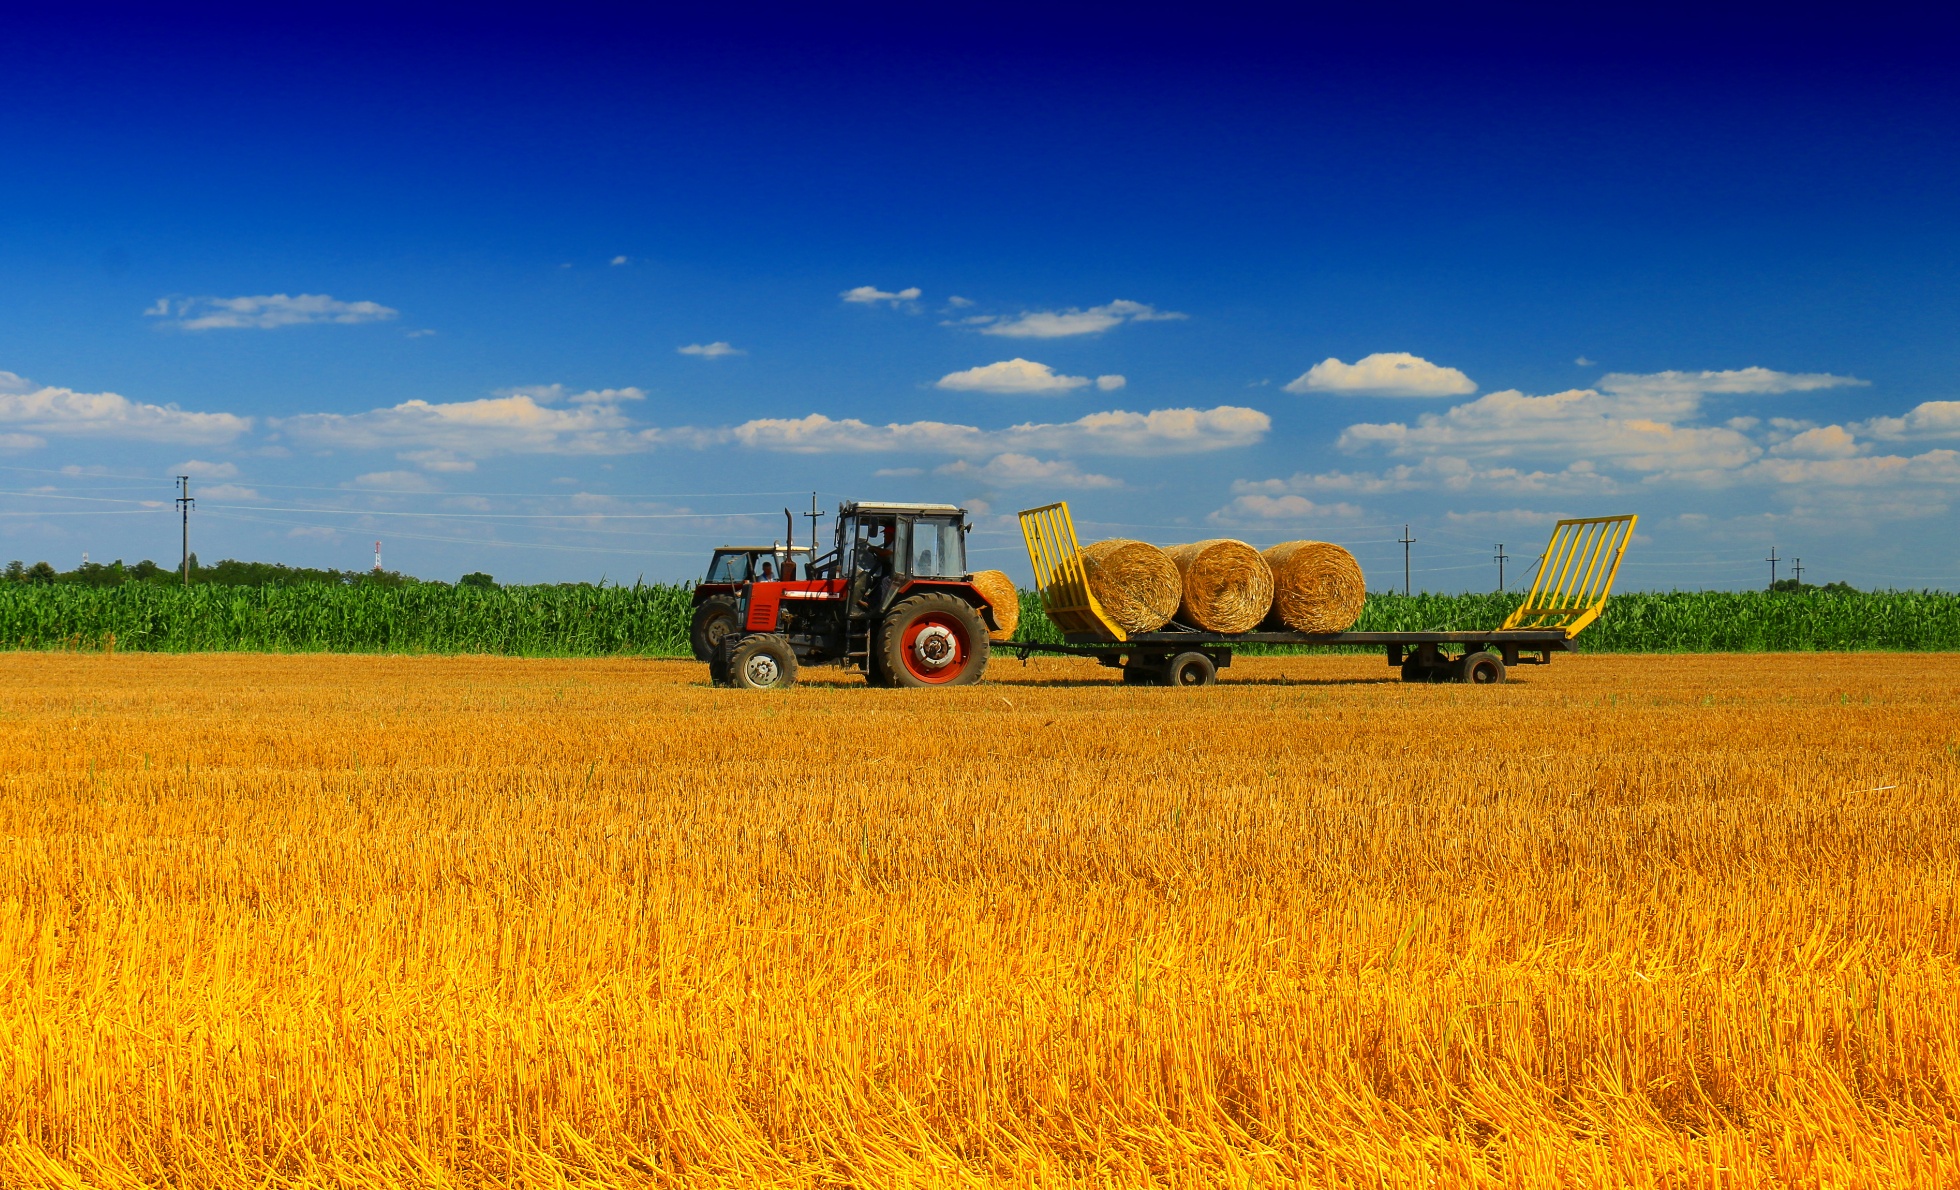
[689, 597, 741, 662]
[1164, 652, 1217, 687]
[1400, 657, 1449, 683]
[1458, 651, 1507, 685]
[726, 633, 799, 690]
[877, 593, 989, 687]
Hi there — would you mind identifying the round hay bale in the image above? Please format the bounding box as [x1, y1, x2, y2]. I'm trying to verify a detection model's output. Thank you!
[1081, 539, 1181, 634]
[1261, 541, 1366, 632]
[1165, 539, 1274, 634]
[969, 569, 1021, 640]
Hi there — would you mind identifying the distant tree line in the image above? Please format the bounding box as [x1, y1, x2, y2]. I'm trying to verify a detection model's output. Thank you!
[3, 558, 515, 590]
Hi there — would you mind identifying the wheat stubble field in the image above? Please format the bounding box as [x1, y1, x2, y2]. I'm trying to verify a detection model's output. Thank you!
[0, 652, 1955, 1188]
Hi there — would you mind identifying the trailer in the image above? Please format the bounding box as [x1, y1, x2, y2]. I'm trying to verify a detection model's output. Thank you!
[1007, 502, 1637, 686]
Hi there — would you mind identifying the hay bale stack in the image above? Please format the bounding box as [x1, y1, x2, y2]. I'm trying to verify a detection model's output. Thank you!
[1261, 541, 1366, 633]
[1165, 539, 1274, 634]
[969, 569, 1021, 640]
[1081, 539, 1181, 634]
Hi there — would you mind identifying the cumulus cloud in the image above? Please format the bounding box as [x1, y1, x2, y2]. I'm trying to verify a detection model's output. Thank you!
[0, 370, 251, 445]
[1237, 457, 1617, 498]
[1853, 401, 1960, 441]
[0, 433, 43, 451]
[277, 388, 669, 457]
[729, 405, 1269, 457]
[678, 342, 743, 358]
[966, 299, 1186, 338]
[1097, 375, 1126, 391]
[935, 359, 1090, 395]
[611, 255, 629, 266]
[936, 453, 1121, 489]
[397, 449, 477, 473]
[1284, 352, 1476, 397]
[1208, 494, 1365, 524]
[1768, 425, 1860, 459]
[841, 285, 922, 305]
[146, 293, 399, 330]
[171, 460, 238, 479]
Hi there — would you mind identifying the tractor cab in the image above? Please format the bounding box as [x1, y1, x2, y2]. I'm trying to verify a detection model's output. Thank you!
[836, 502, 970, 614]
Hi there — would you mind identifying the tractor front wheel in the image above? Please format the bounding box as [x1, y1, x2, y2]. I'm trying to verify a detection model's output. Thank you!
[725, 634, 799, 690]
[877, 593, 989, 687]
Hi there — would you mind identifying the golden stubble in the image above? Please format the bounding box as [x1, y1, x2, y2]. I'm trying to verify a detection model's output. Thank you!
[0, 651, 1955, 1188]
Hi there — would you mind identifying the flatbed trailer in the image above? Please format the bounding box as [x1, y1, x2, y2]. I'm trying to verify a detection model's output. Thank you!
[1010, 503, 1636, 686]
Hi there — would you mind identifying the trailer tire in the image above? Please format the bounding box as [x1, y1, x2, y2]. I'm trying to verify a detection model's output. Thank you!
[1401, 657, 1449, 683]
[726, 633, 799, 690]
[877, 593, 989, 687]
[1458, 651, 1507, 685]
[689, 597, 742, 662]
[1164, 651, 1217, 688]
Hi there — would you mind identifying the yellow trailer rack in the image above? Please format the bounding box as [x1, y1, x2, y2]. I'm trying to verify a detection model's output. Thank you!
[1014, 502, 1637, 686]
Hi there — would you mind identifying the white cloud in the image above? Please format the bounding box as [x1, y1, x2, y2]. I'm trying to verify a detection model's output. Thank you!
[0, 433, 43, 451]
[678, 342, 743, 358]
[1853, 401, 1960, 441]
[1096, 375, 1126, 391]
[945, 296, 974, 308]
[171, 460, 237, 479]
[347, 471, 439, 492]
[397, 449, 477, 473]
[278, 389, 668, 458]
[874, 467, 924, 478]
[406, 329, 437, 339]
[1207, 494, 1365, 524]
[1597, 367, 1866, 398]
[147, 293, 399, 330]
[196, 483, 261, 501]
[936, 453, 1121, 489]
[0, 370, 251, 445]
[1284, 352, 1476, 398]
[1575, 356, 1595, 367]
[1768, 425, 1859, 459]
[1238, 456, 1617, 497]
[729, 404, 1269, 457]
[935, 358, 1089, 395]
[841, 285, 922, 305]
[1747, 450, 1960, 488]
[611, 255, 629, 266]
[969, 299, 1186, 338]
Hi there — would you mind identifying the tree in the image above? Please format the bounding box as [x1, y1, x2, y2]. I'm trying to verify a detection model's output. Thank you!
[459, 572, 497, 589]
[3, 560, 22, 583]
[26, 562, 57, 584]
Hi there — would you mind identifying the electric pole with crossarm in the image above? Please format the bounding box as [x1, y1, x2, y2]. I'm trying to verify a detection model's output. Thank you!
[175, 476, 194, 586]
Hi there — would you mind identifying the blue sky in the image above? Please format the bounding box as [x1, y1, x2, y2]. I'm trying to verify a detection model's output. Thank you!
[4, 7, 1958, 589]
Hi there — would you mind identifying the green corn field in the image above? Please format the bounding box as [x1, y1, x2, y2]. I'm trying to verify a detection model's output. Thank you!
[2, 582, 1957, 656]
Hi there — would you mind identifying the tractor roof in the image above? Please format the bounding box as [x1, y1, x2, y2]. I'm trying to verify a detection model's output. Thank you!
[712, 544, 813, 553]
[840, 501, 966, 516]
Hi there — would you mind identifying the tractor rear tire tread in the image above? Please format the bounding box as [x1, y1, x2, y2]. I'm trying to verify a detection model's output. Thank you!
[877, 593, 990, 688]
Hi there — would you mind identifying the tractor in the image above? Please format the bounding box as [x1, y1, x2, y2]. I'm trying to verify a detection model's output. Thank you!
[688, 544, 815, 660]
[708, 501, 1004, 690]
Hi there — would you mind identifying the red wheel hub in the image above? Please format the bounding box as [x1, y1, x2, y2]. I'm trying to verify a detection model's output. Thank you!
[900, 612, 970, 683]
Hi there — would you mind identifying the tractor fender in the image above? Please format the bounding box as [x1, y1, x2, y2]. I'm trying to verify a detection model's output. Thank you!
[892, 579, 996, 628]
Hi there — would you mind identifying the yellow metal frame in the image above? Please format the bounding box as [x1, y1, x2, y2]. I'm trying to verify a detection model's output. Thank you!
[1500, 514, 1638, 638]
[1018, 501, 1126, 642]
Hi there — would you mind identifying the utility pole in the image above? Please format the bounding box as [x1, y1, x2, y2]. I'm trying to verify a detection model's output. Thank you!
[1792, 557, 1804, 588]
[1765, 546, 1780, 589]
[175, 476, 193, 586]
[1398, 524, 1416, 597]
[804, 491, 826, 556]
[1494, 543, 1508, 593]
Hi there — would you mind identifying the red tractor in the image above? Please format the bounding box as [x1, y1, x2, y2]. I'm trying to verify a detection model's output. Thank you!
[708, 501, 1005, 689]
[688, 544, 815, 660]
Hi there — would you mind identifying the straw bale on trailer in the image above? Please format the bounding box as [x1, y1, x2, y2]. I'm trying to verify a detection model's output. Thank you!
[1081, 539, 1182, 634]
[1165, 539, 1274, 634]
[969, 569, 1021, 640]
[1261, 541, 1366, 633]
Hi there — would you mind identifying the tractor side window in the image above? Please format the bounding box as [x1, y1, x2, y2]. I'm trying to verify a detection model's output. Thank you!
[911, 517, 965, 577]
[707, 554, 749, 583]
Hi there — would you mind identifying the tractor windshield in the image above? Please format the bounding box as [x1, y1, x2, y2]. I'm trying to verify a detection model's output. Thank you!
[905, 516, 966, 577]
[706, 553, 750, 583]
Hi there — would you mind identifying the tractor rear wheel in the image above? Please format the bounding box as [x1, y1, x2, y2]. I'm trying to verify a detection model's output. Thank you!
[726, 634, 798, 690]
[877, 593, 989, 687]
[689, 597, 741, 661]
